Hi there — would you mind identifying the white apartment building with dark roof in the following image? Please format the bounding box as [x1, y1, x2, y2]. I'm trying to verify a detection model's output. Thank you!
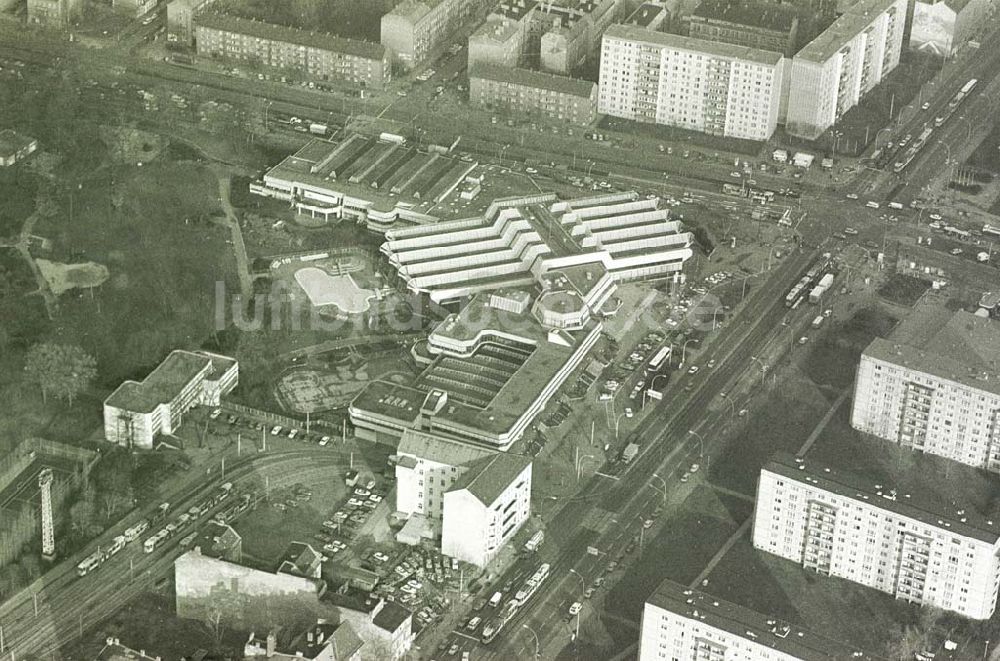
[753, 452, 1000, 620]
[639, 579, 881, 660]
[598, 25, 787, 141]
[851, 311, 1000, 473]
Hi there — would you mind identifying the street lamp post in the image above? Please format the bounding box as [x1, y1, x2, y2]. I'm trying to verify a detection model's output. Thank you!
[679, 338, 699, 368]
[613, 412, 628, 441]
[875, 127, 893, 151]
[568, 569, 586, 642]
[522, 624, 541, 659]
[650, 473, 667, 505]
[643, 374, 670, 407]
[719, 392, 735, 419]
[749, 355, 767, 385]
[688, 429, 707, 470]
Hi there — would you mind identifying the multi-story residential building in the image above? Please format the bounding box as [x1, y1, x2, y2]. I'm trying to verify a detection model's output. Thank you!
[393, 431, 532, 567]
[27, 0, 82, 25]
[469, 63, 598, 125]
[441, 451, 532, 567]
[0, 130, 38, 167]
[686, 0, 805, 58]
[334, 594, 415, 660]
[785, 0, 906, 139]
[534, 0, 621, 75]
[103, 350, 238, 449]
[195, 13, 390, 89]
[851, 311, 1000, 473]
[468, 0, 536, 68]
[910, 0, 993, 57]
[639, 579, 881, 661]
[599, 25, 787, 141]
[381, 0, 487, 69]
[166, 0, 213, 46]
[753, 452, 1000, 620]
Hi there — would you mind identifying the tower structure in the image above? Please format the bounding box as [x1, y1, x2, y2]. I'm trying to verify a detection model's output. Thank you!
[38, 468, 55, 560]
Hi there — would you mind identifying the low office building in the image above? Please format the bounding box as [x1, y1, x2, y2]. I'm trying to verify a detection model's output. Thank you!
[753, 452, 1000, 620]
[250, 135, 476, 232]
[910, 0, 993, 56]
[785, 0, 906, 139]
[175, 548, 326, 632]
[686, 0, 806, 57]
[103, 350, 238, 449]
[278, 541, 324, 579]
[27, 0, 82, 25]
[166, 0, 213, 46]
[851, 310, 1000, 473]
[599, 25, 787, 141]
[468, 0, 536, 68]
[95, 638, 162, 661]
[623, 3, 668, 30]
[393, 431, 532, 567]
[381, 0, 487, 69]
[469, 63, 598, 125]
[0, 130, 38, 167]
[190, 520, 242, 563]
[195, 13, 390, 89]
[639, 579, 880, 661]
[243, 622, 363, 661]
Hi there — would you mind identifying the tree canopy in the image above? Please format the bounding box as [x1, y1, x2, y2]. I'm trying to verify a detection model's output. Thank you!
[23, 342, 97, 406]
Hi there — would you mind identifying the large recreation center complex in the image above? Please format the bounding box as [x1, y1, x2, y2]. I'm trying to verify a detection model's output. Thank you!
[346, 189, 694, 450]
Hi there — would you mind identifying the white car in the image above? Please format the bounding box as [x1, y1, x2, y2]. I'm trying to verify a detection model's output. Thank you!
[209, 408, 222, 419]
[569, 602, 582, 616]
[347, 498, 365, 507]
[354, 489, 371, 497]
[270, 425, 283, 436]
[928, 213, 942, 221]
[624, 407, 634, 418]
[846, 193, 859, 200]
[373, 552, 389, 562]
[319, 436, 331, 446]
[525, 167, 538, 174]
[687, 366, 699, 375]
[369, 494, 384, 503]
[690, 463, 700, 473]
[844, 227, 859, 236]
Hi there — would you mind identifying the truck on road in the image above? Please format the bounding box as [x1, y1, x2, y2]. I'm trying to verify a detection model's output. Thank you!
[524, 531, 544, 552]
[811, 315, 824, 329]
[622, 443, 640, 464]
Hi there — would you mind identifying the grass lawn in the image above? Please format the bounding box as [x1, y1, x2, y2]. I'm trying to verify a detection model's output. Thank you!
[602, 484, 747, 625]
[877, 273, 932, 307]
[711, 380, 832, 496]
[0, 167, 38, 240]
[67, 592, 246, 660]
[706, 537, 919, 654]
[802, 305, 898, 390]
[35, 160, 239, 388]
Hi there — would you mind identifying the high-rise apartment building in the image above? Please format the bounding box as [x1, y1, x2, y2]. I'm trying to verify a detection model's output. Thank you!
[598, 25, 787, 141]
[638, 579, 880, 661]
[851, 311, 1000, 473]
[785, 0, 906, 139]
[753, 452, 1000, 620]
